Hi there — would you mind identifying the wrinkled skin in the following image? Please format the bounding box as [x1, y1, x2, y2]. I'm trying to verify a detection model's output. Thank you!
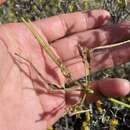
[0, 9, 130, 130]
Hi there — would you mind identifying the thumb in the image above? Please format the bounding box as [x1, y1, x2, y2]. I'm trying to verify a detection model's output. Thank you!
[66, 78, 130, 105]
[0, 0, 6, 5]
[86, 78, 130, 103]
[95, 78, 130, 97]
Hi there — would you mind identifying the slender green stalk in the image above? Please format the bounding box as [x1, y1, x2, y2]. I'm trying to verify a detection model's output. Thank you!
[22, 18, 72, 80]
[109, 98, 130, 109]
[70, 109, 90, 116]
[95, 91, 130, 109]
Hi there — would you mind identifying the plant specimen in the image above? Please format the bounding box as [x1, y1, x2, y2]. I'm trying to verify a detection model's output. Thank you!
[22, 19, 130, 119]
[1, 0, 130, 129]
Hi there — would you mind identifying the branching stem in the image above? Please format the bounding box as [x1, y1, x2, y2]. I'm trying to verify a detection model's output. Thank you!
[22, 18, 130, 116]
[91, 39, 130, 52]
[22, 18, 72, 81]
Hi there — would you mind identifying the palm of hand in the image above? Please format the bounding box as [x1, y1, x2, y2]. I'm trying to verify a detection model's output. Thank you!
[0, 10, 130, 130]
[0, 18, 85, 130]
[0, 22, 70, 130]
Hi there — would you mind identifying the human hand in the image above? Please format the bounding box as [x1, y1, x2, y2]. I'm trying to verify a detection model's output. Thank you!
[0, 0, 5, 5]
[0, 10, 130, 130]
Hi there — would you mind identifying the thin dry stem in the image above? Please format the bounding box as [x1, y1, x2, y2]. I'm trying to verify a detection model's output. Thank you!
[22, 18, 130, 116]
[22, 18, 72, 81]
[91, 39, 130, 52]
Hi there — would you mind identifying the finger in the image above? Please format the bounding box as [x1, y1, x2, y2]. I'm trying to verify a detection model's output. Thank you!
[52, 21, 130, 61]
[54, 57, 86, 85]
[52, 51, 130, 105]
[34, 10, 110, 42]
[85, 78, 130, 103]
[0, 0, 5, 5]
[96, 78, 130, 97]
[65, 78, 130, 105]
[91, 42, 130, 72]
